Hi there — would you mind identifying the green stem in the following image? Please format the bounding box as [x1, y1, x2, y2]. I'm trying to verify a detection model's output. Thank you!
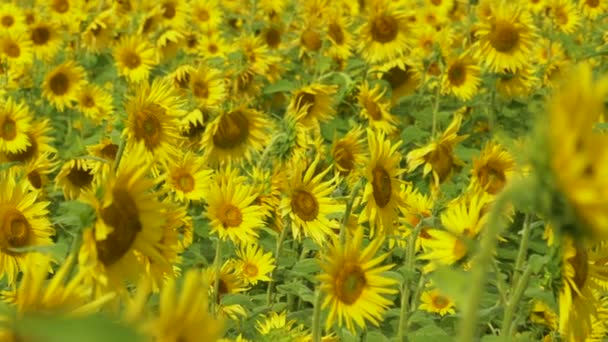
[266, 222, 289, 305]
[398, 223, 423, 341]
[340, 179, 364, 244]
[500, 266, 534, 340]
[112, 137, 126, 173]
[311, 290, 323, 342]
[511, 214, 531, 288]
[431, 78, 442, 138]
[212, 238, 223, 317]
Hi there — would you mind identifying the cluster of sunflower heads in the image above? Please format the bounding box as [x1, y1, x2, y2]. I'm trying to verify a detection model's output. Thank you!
[1, 0, 608, 341]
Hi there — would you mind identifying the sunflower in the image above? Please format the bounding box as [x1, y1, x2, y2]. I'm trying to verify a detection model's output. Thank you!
[191, 0, 223, 32]
[156, 29, 183, 63]
[188, 65, 226, 108]
[474, 2, 536, 72]
[419, 288, 456, 316]
[55, 159, 95, 200]
[358, 0, 411, 64]
[0, 32, 33, 68]
[77, 83, 114, 123]
[470, 141, 516, 195]
[0, 178, 54, 286]
[256, 311, 309, 341]
[238, 34, 279, 78]
[318, 228, 398, 332]
[1, 119, 55, 165]
[78, 142, 169, 294]
[406, 113, 468, 188]
[287, 84, 337, 129]
[581, 0, 608, 18]
[203, 261, 248, 319]
[281, 156, 344, 245]
[297, 19, 323, 57]
[198, 33, 228, 60]
[168, 64, 195, 91]
[530, 301, 558, 331]
[206, 175, 265, 245]
[261, 23, 285, 50]
[202, 107, 270, 165]
[375, 57, 421, 104]
[357, 81, 399, 134]
[331, 126, 367, 184]
[359, 129, 405, 237]
[158, 0, 188, 31]
[12, 152, 57, 193]
[42, 61, 86, 112]
[161, 151, 212, 203]
[420, 192, 491, 273]
[400, 185, 434, 251]
[28, 21, 62, 62]
[0, 4, 26, 35]
[325, 7, 354, 62]
[113, 35, 157, 83]
[179, 108, 207, 150]
[81, 11, 115, 53]
[86, 138, 119, 182]
[442, 54, 481, 101]
[549, 0, 581, 34]
[495, 65, 539, 98]
[0, 98, 32, 154]
[47, 0, 84, 32]
[234, 244, 275, 286]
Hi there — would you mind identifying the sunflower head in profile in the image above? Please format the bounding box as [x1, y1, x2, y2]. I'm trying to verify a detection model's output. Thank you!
[359, 129, 405, 237]
[1, 119, 56, 166]
[331, 126, 367, 185]
[442, 53, 482, 101]
[41, 61, 86, 112]
[234, 243, 276, 286]
[161, 150, 212, 204]
[86, 138, 119, 182]
[357, 81, 398, 134]
[470, 141, 516, 195]
[55, 159, 95, 200]
[358, 0, 412, 63]
[203, 260, 248, 319]
[0, 98, 32, 154]
[374, 57, 421, 104]
[0, 178, 54, 286]
[287, 84, 338, 129]
[419, 288, 456, 316]
[318, 228, 398, 332]
[113, 35, 157, 83]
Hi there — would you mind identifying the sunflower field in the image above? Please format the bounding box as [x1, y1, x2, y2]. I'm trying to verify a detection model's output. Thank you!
[1, 0, 608, 341]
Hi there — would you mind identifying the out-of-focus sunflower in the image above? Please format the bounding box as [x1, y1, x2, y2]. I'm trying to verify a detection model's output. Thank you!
[474, 2, 536, 72]
[549, 0, 581, 34]
[0, 32, 33, 68]
[9, 152, 57, 193]
[358, 0, 411, 64]
[419, 288, 456, 316]
[1, 119, 56, 165]
[375, 57, 421, 104]
[495, 65, 539, 98]
[206, 175, 265, 245]
[82, 11, 114, 53]
[77, 83, 114, 123]
[42, 61, 86, 112]
[188, 65, 226, 108]
[158, 0, 188, 31]
[0, 178, 54, 285]
[442, 53, 481, 101]
[287, 84, 337, 129]
[318, 228, 398, 332]
[235, 244, 275, 286]
[55, 159, 95, 200]
[297, 20, 323, 57]
[179, 108, 207, 150]
[161, 151, 212, 203]
[359, 129, 404, 237]
[191, 0, 223, 32]
[470, 141, 516, 195]
[28, 21, 62, 62]
[203, 261, 248, 319]
[281, 156, 344, 245]
[86, 138, 118, 182]
[47, 0, 84, 32]
[168, 64, 195, 91]
[0, 4, 25, 35]
[256, 311, 308, 341]
[198, 33, 228, 60]
[156, 29, 183, 63]
[325, 7, 353, 62]
[357, 81, 399, 134]
[331, 126, 367, 185]
[113, 35, 157, 83]
[580, 0, 608, 18]
[202, 107, 270, 165]
[0, 98, 32, 154]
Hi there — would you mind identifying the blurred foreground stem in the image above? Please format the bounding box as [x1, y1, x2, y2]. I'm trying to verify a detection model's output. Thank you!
[266, 222, 289, 305]
[500, 266, 533, 340]
[311, 290, 323, 342]
[212, 238, 223, 317]
[340, 179, 363, 244]
[398, 222, 423, 341]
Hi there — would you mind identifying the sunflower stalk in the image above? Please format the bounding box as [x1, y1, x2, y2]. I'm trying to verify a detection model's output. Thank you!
[511, 214, 531, 288]
[266, 221, 290, 306]
[398, 221, 423, 341]
[340, 179, 364, 244]
[212, 238, 223, 317]
[431, 76, 442, 138]
[500, 265, 533, 340]
[311, 289, 323, 342]
[112, 136, 127, 173]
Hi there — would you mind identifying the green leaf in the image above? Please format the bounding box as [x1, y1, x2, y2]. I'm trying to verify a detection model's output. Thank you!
[409, 323, 452, 342]
[431, 267, 470, 307]
[263, 79, 295, 95]
[528, 254, 549, 273]
[276, 282, 315, 304]
[291, 258, 321, 275]
[222, 294, 253, 307]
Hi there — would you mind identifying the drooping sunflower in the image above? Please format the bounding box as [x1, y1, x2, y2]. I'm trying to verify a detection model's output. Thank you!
[549, 0, 581, 34]
[234, 243, 276, 286]
[474, 2, 536, 72]
[188, 65, 226, 108]
[203, 261, 248, 319]
[357, 81, 399, 134]
[419, 288, 456, 316]
[287, 84, 338, 129]
[359, 129, 405, 237]
[406, 113, 468, 189]
[55, 159, 95, 200]
[86, 138, 118, 182]
[77, 83, 114, 123]
[179, 108, 207, 150]
[206, 175, 265, 245]
[281, 156, 344, 245]
[0, 98, 32, 154]
[374, 57, 421, 104]
[28, 21, 62, 62]
[78, 142, 170, 294]
[331, 126, 367, 185]
[318, 228, 398, 332]
[161, 151, 212, 203]
[0, 178, 54, 285]
[470, 141, 516, 195]
[358, 0, 412, 64]
[202, 107, 270, 165]
[41, 61, 87, 112]
[442, 53, 481, 101]
[0, 32, 33, 68]
[113, 35, 157, 83]
[1, 119, 56, 165]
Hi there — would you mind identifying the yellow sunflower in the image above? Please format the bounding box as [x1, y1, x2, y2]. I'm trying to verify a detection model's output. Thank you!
[287, 84, 338, 129]
[0, 32, 33, 68]
[442, 53, 481, 101]
[234, 243, 276, 286]
[495, 65, 539, 98]
[374, 57, 421, 104]
[0, 178, 54, 285]
[474, 2, 536, 72]
[77, 83, 114, 123]
[357, 81, 399, 134]
[47, 0, 84, 32]
[113, 35, 157, 83]
[188, 65, 226, 108]
[470, 141, 516, 195]
[156, 29, 183, 63]
[202, 107, 270, 165]
[358, 0, 411, 64]
[281, 156, 344, 245]
[158, 0, 188, 31]
[331, 126, 367, 185]
[325, 6, 354, 62]
[0, 97, 32, 154]
[359, 129, 405, 237]
[179, 108, 207, 150]
[256, 311, 309, 341]
[203, 261, 248, 319]
[581, 0, 608, 18]
[42, 61, 86, 112]
[206, 175, 265, 245]
[318, 228, 398, 332]
[549, 0, 581, 34]
[161, 151, 212, 203]
[419, 288, 456, 316]
[28, 21, 62, 62]
[85, 138, 118, 182]
[198, 33, 228, 60]
[81, 11, 114, 53]
[1, 119, 55, 165]
[0, 4, 26, 35]
[191, 0, 223, 32]
[400, 185, 434, 252]
[55, 159, 95, 200]
[10, 152, 57, 193]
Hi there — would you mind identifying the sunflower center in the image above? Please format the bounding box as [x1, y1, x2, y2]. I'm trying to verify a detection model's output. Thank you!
[382, 66, 411, 90]
[32, 27, 51, 45]
[67, 165, 94, 189]
[453, 238, 467, 261]
[197, 9, 210, 22]
[431, 294, 450, 309]
[365, 99, 383, 120]
[477, 164, 506, 194]
[300, 29, 322, 52]
[123, 52, 141, 69]
[184, 120, 205, 141]
[3, 42, 20, 58]
[175, 172, 195, 193]
[1, 16, 14, 28]
[264, 27, 281, 48]
[427, 144, 454, 183]
[208, 43, 218, 54]
[0, 208, 31, 250]
[291, 189, 319, 221]
[100, 143, 119, 160]
[81, 95, 95, 108]
[243, 263, 258, 277]
[335, 264, 367, 305]
[192, 80, 209, 99]
[1, 118, 17, 141]
[490, 21, 520, 53]
[295, 92, 316, 116]
[27, 171, 42, 189]
[219, 204, 243, 228]
[134, 111, 163, 149]
[328, 23, 345, 45]
[431, 0, 442, 5]
[97, 189, 142, 266]
[212, 110, 250, 149]
[586, 0, 600, 7]
[52, 0, 70, 13]
[6, 134, 36, 163]
[419, 227, 432, 239]
[448, 62, 467, 86]
[554, 9, 568, 25]
[49, 72, 70, 95]
[371, 166, 392, 208]
[569, 246, 589, 291]
[370, 15, 399, 43]
[162, 2, 176, 19]
[333, 143, 355, 172]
